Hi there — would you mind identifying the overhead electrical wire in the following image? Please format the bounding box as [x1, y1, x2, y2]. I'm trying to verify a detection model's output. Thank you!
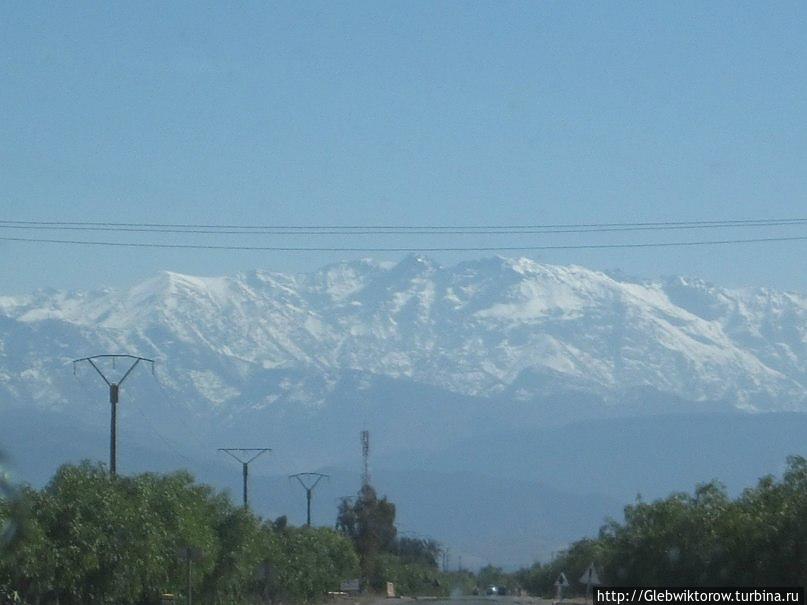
[0, 219, 806, 236]
[0, 217, 806, 231]
[2, 216, 805, 251]
[1, 234, 806, 252]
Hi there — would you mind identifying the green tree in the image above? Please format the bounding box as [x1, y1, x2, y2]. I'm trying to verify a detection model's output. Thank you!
[375, 552, 444, 596]
[599, 481, 730, 586]
[519, 456, 807, 593]
[477, 565, 515, 592]
[390, 537, 441, 568]
[720, 455, 807, 586]
[336, 484, 397, 590]
[264, 524, 358, 602]
[0, 461, 373, 603]
[0, 485, 57, 603]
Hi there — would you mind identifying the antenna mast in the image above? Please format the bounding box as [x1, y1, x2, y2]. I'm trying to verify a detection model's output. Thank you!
[361, 430, 370, 487]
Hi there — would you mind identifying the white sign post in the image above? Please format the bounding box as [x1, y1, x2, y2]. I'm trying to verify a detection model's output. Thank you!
[578, 563, 601, 603]
[554, 572, 570, 602]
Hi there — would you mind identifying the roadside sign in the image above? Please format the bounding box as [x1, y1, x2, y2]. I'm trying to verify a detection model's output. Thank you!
[579, 562, 601, 586]
[554, 572, 570, 603]
[340, 579, 360, 592]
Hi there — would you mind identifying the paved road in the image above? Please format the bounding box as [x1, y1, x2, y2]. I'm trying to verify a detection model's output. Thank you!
[373, 597, 555, 605]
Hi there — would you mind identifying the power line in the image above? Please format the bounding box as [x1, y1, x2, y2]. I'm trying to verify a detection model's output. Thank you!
[1, 217, 806, 230]
[1, 234, 806, 252]
[130, 402, 194, 465]
[1, 218, 807, 237]
[120, 374, 200, 467]
[151, 370, 216, 455]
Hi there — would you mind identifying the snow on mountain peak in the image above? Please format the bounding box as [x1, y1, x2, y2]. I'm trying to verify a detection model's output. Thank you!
[0, 257, 805, 411]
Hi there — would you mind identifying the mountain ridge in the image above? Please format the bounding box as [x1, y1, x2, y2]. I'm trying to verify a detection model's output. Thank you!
[2, 256, 805, 566]
[1, 256, 804, 413]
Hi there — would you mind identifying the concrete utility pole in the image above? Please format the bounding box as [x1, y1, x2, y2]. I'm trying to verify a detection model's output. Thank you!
[187, 552, 192, 605]
[73, 354, 154, 476]
[289, 472, 328, 526]
[217, 448, 271, 508]
[177, 546, 202, 605]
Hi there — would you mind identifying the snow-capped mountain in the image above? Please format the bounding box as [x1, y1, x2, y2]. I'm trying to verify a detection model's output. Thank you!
[2, 255, 806, 565]
[1, 255, 805, 415]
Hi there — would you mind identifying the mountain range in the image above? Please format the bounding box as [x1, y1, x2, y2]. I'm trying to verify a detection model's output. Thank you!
[1, 256, 805, 566]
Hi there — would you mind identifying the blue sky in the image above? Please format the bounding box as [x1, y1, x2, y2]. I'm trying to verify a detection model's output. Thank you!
[2, 1, 806, 293]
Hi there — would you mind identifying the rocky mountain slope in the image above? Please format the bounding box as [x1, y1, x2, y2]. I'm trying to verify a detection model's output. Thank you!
[1, 255, 804, 415]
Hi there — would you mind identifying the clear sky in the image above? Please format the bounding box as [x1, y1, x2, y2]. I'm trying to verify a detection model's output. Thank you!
[2, 1, 806, 294]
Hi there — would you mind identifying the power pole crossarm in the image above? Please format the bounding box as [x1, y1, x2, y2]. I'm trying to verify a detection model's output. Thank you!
[289, 472, 328, 526]
[218, 448, 271, 509]
[73, 354, 155, 476]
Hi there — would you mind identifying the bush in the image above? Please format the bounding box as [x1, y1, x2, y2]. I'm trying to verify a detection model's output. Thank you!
[0, 461, 359, 604]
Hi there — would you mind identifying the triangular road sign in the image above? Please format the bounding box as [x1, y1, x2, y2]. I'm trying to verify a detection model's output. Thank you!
[554, 572, 570, 587]
[578, 562, 601, 586]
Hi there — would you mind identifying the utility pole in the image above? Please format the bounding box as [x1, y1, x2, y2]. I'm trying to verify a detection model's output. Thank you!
[187, 553, 192, 605]
[217, 448, 270, 508]
[289, 472, 329, 526]
[73, 354, 154, 476]
[177, 546, 202, 605]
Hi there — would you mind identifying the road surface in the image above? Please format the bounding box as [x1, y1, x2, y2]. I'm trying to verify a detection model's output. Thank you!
[369, 597, 557, 605]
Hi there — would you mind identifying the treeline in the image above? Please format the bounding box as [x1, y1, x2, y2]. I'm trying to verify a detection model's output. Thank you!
[513, 455, 807, 593]
[6, 455, 806, 602]
[0, 461, 448, 604]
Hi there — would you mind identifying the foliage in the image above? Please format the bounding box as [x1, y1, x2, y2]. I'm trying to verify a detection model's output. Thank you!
[336, 483, 397, 590]
[439, 570, 477, 596]
[334, 484, 456, 596]
[6, 455, 807, 601]
[0, 461, 359, 604]
[1, 462, 445, 603]
[477, 565, 517, 592]
[266, 525, 358, 603]
[389, 536, 441, 569]
[518, 537, 607, 596]
[375, 552, 441, 596]
[518, 456, 807, 594]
